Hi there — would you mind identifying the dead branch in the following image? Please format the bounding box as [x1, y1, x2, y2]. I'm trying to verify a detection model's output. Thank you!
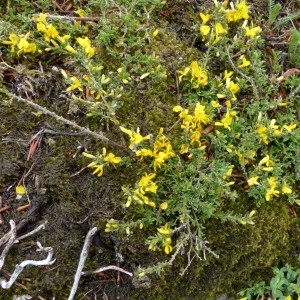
[14, 221, 48, 243]
[0, 241, 55, 289]
[0, 220, 16, 270]
[68, 227, 98, 300]
[32, 13, 100, 22]
[82, 265, 133, 277]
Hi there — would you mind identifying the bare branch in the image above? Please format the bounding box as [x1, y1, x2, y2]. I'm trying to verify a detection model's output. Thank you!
[82, 265, 133, 277]
[14, 221, 48, 243]
[0, 241, 55, 289]
[32, 13, 100, 22]
[0, 220, 16, 270]
[68, 227, 98, 300]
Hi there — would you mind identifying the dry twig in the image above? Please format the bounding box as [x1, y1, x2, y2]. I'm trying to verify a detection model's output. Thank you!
[68, 227, 98, 300]
[0, 241, 55, 289]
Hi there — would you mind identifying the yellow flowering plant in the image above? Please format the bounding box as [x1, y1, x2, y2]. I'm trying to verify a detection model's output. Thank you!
[1, 0, 300, 296]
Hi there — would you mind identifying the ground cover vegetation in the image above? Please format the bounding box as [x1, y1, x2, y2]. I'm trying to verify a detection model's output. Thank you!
[1, 0, 300, 299]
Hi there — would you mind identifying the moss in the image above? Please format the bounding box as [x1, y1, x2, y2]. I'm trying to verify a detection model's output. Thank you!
[1, 1, 300, 299]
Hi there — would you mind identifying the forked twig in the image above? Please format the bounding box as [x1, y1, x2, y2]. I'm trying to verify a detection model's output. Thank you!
[0, 241, 55, 289]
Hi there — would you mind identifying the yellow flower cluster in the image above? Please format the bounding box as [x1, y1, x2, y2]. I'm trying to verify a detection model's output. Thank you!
[2, 32, 37, 55]
[217, 70, 240, 101]
[33, 13, 96, 59]
[120, 126, 151, 151]
[199, 1, 261, 44]
[215, 107, 238, 131]
[199, 13, 227, 44]
[177, 61, 208, 89]
[246, 155, 292, 201]
[105, 218, 120, 233]
[76, 36, 96, 58]
[82, 147, 122, 177]
[123, 173, 157, 208]
[156, 223, 172, 254]
[136, 128, 175, 170]
[33, 13, 77, 54]
[265, 177, 291, 201]
[256, 114, 297, 145]
[173, 103, 212, 145]
[225, 1, 249, 23]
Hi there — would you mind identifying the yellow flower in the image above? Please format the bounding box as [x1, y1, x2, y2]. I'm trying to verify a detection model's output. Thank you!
[211, 100, 221, 109]
[173, 105, 183, 112]
[163, 237, 172, 254]
[215, 110, 233, 130]
[256, 123, 269, 144]
[120, 126, 151, 150]
[177, 67, 190, 82]
[200, 25, 210, 36]
[226, 78, 240, 99]
[57, 34, 71, 44]
[193, 103, 211, 124]
[244, 25, 262, 38]
[82, 152, 96, 159]
[262, 167, 274, 172]
[152, 29, 159, 37]
[66, 76, 82, 91]
[157, 223, 171, 235]
[238, 56, 251, 68]
[265, 177, 280, 201]
[16, 185, 26, 195]
[138, 173, 158, 194]
[190, 130, 201, 144]
[226, 1, 249, 22]
[224, 70, 233, 79]
[104, 153, 122, 164]
[200, 13, 210, 24]
[190, 61, 208, 88]
[214, 22, 227, 43]
[136, 148, 153, 157]
[180, 144, 189, 154]
[2, 33, 19, 52]
[160, 202, 168, 210]
[74, 9, 86, 17]
[223, 165, 234, 179]
[91, 164, 104, 177]
[65, 44, 78, 54]
[17, 34, 37, 54]
[76, 36, 96, 58]
[283, 123, 297, 132]
[267, 177, 277, 189]
[153, 151, 168, 169]
[265, 188, 280, 201]
[258, 155, 273, 166]
[44, 24, 59, 42]
[236, 1, 249, 19]
[247, 176, 259, 186]
[33, 13, 47, 23]
[282, 182, 292, 194]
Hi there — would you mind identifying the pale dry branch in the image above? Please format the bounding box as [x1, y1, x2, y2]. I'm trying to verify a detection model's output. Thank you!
[0, 241, 55, 289]
[14, 221, 48, 243]
[68, 227, 98, 300]
[0, 220, 16, 270]
[82, 265, 133, 277]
